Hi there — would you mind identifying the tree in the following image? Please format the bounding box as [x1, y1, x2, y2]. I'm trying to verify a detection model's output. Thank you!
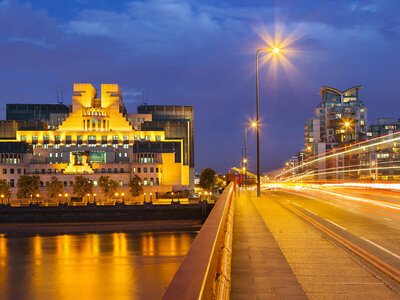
[0, 179, 11, 204]
[73, 175, 93, 200]
[98, 175, 118, 200]
[129, 175, 143, 197]
[46, 176, 64, 202]
[17, 175, 40, 203]
[199, 168, 216, 191]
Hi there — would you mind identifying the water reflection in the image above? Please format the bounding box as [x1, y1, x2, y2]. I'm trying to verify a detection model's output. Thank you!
[0, 231, 196, 300]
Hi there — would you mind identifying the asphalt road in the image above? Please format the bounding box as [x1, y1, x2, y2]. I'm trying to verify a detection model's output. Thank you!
[265, 186, 400, 279]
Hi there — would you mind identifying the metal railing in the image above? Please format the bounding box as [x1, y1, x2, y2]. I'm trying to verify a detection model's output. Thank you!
[162, 182, 235, 300]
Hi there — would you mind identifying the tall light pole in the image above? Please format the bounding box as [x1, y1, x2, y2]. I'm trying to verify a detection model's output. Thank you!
[244, 122, 256, 190]
[256, 47, 280, 197]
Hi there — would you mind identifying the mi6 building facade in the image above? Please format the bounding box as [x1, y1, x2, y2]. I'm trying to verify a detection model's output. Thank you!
[0, 83, 193, 202]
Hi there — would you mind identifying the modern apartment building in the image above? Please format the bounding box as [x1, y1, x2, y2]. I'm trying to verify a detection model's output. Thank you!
[0, 83, 191, 203]
[304, 86, 368, 179]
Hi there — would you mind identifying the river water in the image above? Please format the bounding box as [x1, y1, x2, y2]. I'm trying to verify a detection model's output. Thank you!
[0, 231, 197, 300]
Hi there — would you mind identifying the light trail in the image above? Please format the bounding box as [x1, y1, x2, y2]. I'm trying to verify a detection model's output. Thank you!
[284, 159, 400, 182]
[275, 132, 400, 178]
[307, 188, 400, 212]
[286, 165, 400, 182]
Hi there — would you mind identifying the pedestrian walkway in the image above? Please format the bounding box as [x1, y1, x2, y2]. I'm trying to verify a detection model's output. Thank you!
[230, 191, 308, 299]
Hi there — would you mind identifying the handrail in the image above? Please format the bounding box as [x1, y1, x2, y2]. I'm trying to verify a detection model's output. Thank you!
[162, 182, 235, 300]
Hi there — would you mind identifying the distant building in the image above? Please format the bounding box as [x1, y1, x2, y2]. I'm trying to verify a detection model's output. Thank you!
[367, 118, 400, 138]
[138, 105, 194, 187]
[0, 84, 191, 203]
[304, 86, 368, 179]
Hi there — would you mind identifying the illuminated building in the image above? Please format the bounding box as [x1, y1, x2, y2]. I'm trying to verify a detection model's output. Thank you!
[137, 105, 194, 186]
[0, 83, 190, 202]
[367, 118, 400, 138]
[304, 86, 368, 179]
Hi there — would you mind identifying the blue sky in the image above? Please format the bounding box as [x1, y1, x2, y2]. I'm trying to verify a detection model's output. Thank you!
[1, 0, 400, 173]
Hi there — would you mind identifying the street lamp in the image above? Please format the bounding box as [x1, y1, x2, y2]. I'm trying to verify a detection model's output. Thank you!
[121, 192, 125, 203]
[36, 194, 40, 205]
[93, 193, 97, 204]
[1, 194, 3, 205]
[149, 192, 152, 202]
[171, 192, 174, 203]
[255, 47, 281, 197]
[64, 193, 68, 205]
[58, 193, 62, 205]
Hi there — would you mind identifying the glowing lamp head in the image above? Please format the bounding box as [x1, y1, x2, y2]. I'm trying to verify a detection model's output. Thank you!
[345, 122, 350, 127]
[251, 122, 257, 128]
[273, 48, 280, 53]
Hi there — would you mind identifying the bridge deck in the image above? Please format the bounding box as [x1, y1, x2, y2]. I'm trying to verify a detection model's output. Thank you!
[231, 191, 307, 299]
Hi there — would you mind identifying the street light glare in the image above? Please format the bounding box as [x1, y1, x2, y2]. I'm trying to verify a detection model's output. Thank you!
[273, 48, 280, 53]
[252, 122, 257, 127]
[345, 122, 350, 127]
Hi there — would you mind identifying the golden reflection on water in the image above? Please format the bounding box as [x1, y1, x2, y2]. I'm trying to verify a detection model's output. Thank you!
[0, 231, 196, 300]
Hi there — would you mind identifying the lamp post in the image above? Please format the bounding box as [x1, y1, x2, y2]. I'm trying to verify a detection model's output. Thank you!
[93, 193, 97, 204]
[115, 192, 119, 203]
[64, 193, 68, 205]
[1, 194, 4, 205]
[171, 192, 174, 203]
[58, 193, 62, 205]
[143, 192, 146, 203]
[149, 192, 152, 203]
[255, 48, 280, 197]
[87, 193, 91, 204]
[121, 192, 125, 203]
[36, 194, 40, 205]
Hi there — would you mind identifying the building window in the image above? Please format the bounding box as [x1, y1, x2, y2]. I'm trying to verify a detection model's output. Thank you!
[143, 178, 147, 185]
[156, 168, 159, 173]
[150, 167, 154, 173]
[145, 135, 150, 140]
[48, 169, 52, 174]
[120, 168, 124, 173]
[21, 135, 27, 141]
[114, 168, 118, 173]
[134, 135, 139, 140]
[3, 169, 6, 174]
[10, 179, 14, 187]
[138, 168, 141, 173]
[108, 168, 111, 173]
[119, 153, 122, 157]
[49, 153, 52, 157]
[156, 135, 161, 141]
[41, 169, 45, 174]
[102, 168, 105, 173]
[124, 153, 128, 157]
[150, 178, 154, 186]
[123, 144, 129, 149]
[119, 181, 123, 186]
[43, 144, 48, 149]
[144, 167, 147, 173]
[18, 168, 21, 174]
[64, 181, 67, 187]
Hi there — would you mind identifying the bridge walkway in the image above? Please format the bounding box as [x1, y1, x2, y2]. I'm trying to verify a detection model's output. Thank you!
[230, 191, 307, 299]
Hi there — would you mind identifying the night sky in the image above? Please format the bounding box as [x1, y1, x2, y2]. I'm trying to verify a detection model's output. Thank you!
[1, 0, 400, 174]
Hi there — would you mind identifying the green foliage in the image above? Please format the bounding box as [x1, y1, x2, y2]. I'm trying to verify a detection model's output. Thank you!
[0, 179, 11, 200]
[128, 175, 143, 197]
[98, 175, 118, 199]
[17, 175, 40, 201]
[46, 176, 64, 199]
[199, 168, 217, 191]
[73, 175, 93, 198]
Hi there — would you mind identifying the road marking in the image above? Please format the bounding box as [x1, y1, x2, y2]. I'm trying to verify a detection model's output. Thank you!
[305, 208, 318, 216]
[292, 202, 301, 207]
[384, 217, 392, 221]
[325, 219, 347, 231]
[360, 237, 400, 260]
